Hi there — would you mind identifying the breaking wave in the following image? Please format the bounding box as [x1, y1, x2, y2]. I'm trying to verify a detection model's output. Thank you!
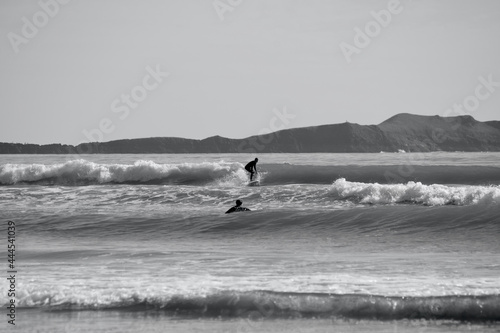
[2, 160, 500, 186]
[1, 160, 499, 207]
[0, 159, 246, 186]
[13, 290, 500, 321]
[329, 178, 500, 206]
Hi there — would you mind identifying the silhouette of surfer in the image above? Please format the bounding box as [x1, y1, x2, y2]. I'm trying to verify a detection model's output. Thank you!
[225, 200, 250, 214]
[245, 158, 258, 181]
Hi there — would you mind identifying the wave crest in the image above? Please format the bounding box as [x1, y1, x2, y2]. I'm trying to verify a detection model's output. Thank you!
[12, 290, 500, 321]
[0, 159, 246, 185]
[330, 178, 500, 206]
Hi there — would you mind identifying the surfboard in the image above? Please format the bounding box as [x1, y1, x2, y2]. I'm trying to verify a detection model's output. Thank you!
[248, 180, 260, 186]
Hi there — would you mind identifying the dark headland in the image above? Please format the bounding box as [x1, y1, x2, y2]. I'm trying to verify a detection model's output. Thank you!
[2, 114, 500, 154]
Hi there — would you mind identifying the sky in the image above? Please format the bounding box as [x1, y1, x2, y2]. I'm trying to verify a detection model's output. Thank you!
[1, 0, 500, 145]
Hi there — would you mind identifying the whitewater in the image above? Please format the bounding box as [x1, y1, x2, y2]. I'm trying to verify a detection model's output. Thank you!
[1, 152, 499, 332]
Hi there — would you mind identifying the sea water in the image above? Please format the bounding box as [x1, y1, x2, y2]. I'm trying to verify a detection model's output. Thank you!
[0, 152, 499, 332]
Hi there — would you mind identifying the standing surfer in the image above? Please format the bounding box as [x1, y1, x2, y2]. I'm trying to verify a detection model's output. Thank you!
[245, 158, 258, 181]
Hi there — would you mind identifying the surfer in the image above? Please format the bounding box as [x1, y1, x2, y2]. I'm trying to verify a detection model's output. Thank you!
[225, 200, 251, 214]
[245, 158, 258, 181]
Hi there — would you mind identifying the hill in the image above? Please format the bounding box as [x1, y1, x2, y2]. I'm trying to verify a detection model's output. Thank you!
[1, 114, 500, 154]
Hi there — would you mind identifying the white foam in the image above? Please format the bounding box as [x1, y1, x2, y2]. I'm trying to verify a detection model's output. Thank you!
[0, 160, 244, 185]
[330, 178, 500, 206]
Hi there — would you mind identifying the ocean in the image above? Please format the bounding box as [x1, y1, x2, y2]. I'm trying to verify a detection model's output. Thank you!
[1, 152, 499, 333]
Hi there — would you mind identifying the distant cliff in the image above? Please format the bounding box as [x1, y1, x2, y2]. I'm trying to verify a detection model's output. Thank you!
[2, 114, 500, 154]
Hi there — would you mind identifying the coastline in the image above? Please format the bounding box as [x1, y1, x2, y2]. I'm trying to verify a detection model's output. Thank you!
[2, 114, 500, 154]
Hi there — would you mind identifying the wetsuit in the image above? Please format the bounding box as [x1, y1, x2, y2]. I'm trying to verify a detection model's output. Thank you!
[245, 160, 257, 180]
[225, 206, 251, 214]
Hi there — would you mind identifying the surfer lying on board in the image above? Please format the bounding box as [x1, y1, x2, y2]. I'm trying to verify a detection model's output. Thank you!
[225, 200, 251, 214]
[245, 158, 258, 181]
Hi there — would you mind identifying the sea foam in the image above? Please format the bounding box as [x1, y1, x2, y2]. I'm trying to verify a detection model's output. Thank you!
[0, 159, 244, 185]
[330, 178, 500, 206]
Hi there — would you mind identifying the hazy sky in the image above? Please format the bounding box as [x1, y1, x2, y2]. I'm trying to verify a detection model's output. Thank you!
[1, 0, 500, 145]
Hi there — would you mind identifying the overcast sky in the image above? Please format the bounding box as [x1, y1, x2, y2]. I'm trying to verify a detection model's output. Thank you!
[1, 0, 500, 145]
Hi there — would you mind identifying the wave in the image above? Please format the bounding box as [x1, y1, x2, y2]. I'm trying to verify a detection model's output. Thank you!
[1, 160, 499, 208]
[13, 290, 500, 321]
[263, 164, 500, 186]
[18, 204, 499, 241]
[0, 159, 247, 186]
[329, 178, 500, 206]
[2, 160, 500, 186]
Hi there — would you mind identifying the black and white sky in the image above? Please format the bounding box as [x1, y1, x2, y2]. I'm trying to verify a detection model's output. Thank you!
[1, 0, 500, 145]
